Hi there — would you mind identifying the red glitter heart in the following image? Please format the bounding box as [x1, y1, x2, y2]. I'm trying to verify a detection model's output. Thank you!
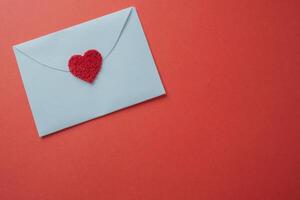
[68, 49, 102, 83]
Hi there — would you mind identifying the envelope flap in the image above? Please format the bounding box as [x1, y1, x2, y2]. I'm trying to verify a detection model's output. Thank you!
[14, 7, 133, 71]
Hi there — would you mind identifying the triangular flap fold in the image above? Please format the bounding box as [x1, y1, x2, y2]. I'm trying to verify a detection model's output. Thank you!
[14, 7, 133, 71]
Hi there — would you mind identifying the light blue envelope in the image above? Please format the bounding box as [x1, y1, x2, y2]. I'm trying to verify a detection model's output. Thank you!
[13, 7, 165, 137]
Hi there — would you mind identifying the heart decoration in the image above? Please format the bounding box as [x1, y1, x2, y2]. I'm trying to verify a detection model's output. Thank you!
[68, 49, 102, 83]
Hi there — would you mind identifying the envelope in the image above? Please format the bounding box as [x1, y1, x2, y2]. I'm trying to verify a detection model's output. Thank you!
[13, 7, 166, 137]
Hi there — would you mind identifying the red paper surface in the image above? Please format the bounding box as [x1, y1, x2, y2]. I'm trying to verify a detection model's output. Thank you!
[0, 0, 299, 199]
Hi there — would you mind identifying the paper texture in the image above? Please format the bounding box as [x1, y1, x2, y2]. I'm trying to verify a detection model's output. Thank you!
[13, 7, 165, 136]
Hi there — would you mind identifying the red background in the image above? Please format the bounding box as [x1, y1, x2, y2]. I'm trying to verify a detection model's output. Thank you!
[0, 0, 299, 199]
